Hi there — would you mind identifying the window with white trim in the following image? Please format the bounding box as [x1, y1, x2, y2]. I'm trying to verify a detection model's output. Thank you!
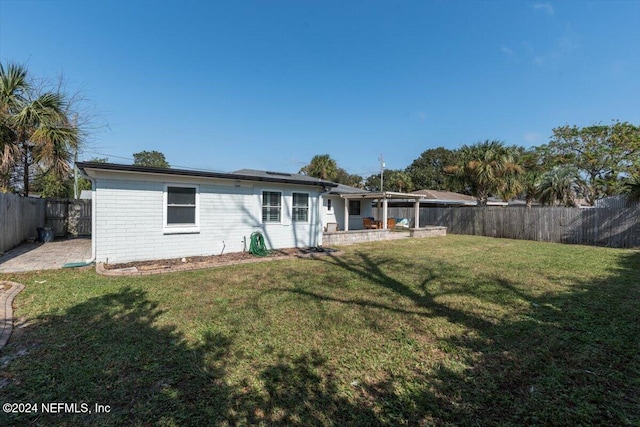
[262, 191, 282, 222]
[164, 184, 199, 233]
[292, 192, 309, 222]
[348, 199, 361, 216]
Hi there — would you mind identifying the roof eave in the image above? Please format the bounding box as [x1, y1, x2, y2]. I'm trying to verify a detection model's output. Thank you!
[76, 162, 338, 188]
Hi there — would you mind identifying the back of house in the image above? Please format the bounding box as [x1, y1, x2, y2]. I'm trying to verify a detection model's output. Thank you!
[77, 162, 337, 264]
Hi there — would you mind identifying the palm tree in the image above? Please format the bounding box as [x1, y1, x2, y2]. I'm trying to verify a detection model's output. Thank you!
[520, 170, 542, 208]
[387, 170, 414, 192]
[299, 154, 338, 181]
[0, 62, 78, 195]
[537, 167, 580, 207]
[444, 140, 523, 206]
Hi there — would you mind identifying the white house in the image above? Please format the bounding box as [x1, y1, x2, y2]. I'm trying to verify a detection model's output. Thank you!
[77, 162, 337, 264]
[322, 183, 375, 231]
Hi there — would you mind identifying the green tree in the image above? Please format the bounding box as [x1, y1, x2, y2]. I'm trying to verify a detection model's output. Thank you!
[406, 147, 461, 191]
[515, 148, 548, 207]
[0, 62, 79, 195]
[364, 169, 394, 192]
[624, 175, 640, 202]
[520, 170, 542, 208]
[33, 168, 72, 198]
[537, 167, 580, 207]
[334, 168, 363, 188]
[497, 174, 523, 202]
[540, 121, 640, 205]
[444, 140, 523, 206]
[299, 154, 338, 181]
[133, 150, 169, 168]
[386, 170, 414, 192]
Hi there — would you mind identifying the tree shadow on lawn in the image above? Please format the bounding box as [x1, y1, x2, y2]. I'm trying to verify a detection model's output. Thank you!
[0, 287, 382, 426]
[292, 249, 640, 425]
[1, 249, 638, 426]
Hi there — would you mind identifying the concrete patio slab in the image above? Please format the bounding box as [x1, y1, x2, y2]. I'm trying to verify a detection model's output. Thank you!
[0, 238, 91, 273]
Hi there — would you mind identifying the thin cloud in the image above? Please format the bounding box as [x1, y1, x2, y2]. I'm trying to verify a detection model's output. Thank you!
[531, 27, 579, 67]
[533, 2, 555, 15]
[501, 45, 514, 56]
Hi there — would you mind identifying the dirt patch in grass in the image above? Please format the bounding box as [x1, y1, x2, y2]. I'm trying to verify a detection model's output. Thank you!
[103, 247, 338, 272]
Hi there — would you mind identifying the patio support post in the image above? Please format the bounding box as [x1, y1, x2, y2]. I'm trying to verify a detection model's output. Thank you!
[382, 196, 388, 229]
[344, 198, 349, 231]
[414, 199, 420, 229]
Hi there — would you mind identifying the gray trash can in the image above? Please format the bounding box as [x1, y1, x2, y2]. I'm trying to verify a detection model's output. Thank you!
[37, 227, 54, 243]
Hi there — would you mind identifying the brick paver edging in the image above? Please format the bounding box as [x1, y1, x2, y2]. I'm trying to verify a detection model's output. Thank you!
[0, 281, 25, 349]
[96, 250, 343, 277]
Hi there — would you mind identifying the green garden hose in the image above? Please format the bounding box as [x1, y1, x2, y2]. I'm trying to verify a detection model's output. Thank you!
[249, 231, 270, 257]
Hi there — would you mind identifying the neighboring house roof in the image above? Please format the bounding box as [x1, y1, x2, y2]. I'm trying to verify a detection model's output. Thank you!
[77, 162, 338, 188]
[595, 194, 639, 208]
[410, 189, 477, 203]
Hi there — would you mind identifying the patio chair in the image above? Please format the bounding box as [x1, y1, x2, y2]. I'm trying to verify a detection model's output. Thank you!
[387, 218, 396, 230]
[363, 218, 379, 229]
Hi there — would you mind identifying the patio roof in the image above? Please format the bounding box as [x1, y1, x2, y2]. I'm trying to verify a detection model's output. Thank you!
[338, 191, 423, 200]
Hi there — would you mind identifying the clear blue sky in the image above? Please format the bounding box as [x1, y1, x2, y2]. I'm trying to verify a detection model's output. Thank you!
[1, 0, 639, 177]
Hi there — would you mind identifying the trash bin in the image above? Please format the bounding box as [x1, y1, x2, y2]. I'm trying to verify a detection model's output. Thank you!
[37, 227, 54, 243]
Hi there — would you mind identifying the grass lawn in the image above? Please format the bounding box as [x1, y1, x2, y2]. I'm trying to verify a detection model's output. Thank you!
[0, 235, 638, 426]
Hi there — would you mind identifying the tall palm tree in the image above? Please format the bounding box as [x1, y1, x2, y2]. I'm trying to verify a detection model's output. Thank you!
[520, 170, 542, 208]
[0, 62, 78, 195]
[387, 170, 414, 192]
[444, 140, 523, 206]
[537, 167, 580, 207]
[299, 154, 338, 181]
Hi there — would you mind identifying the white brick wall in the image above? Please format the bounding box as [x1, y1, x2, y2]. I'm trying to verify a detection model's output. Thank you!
[94, 175, 323, 263]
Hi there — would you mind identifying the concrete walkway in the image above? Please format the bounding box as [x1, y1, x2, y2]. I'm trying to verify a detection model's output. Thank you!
[0, 238, 92, 273]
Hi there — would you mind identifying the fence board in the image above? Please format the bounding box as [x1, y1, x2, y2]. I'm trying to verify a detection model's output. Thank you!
[0, 193, 46, 253]
[390, 206, 640, 249]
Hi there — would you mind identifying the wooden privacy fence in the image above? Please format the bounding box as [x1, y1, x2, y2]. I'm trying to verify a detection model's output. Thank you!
[46, 199, 92, 238]
[0, 193, 46, 253]
[388, 206, 640, 249]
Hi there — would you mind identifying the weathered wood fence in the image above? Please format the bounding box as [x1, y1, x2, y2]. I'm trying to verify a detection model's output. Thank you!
[0, 193, 46, 253]
[389, 206, 640, 248]
[46, 199, 92, 237]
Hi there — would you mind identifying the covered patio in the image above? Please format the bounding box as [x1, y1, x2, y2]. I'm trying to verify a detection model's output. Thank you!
[338, 191, 423, 231]
[322, 191, 446, 246]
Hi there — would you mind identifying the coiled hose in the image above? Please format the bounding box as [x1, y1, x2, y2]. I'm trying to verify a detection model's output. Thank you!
[249, 231, 270, 257]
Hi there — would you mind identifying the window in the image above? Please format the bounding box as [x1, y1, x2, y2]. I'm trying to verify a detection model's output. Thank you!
[349, 200, 361, 216]
[262, 191, 281, 222]
[327, 199, 332, 211]
[292, 192, 309, 222]
[164, 185, 199, 233]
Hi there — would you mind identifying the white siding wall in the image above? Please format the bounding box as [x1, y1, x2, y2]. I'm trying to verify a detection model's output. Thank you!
[320, 196, 375, 231]
[94, 175, 323, 263]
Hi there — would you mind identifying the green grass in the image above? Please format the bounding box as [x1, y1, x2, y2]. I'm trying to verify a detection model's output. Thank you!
[1, 235, 638, 426]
